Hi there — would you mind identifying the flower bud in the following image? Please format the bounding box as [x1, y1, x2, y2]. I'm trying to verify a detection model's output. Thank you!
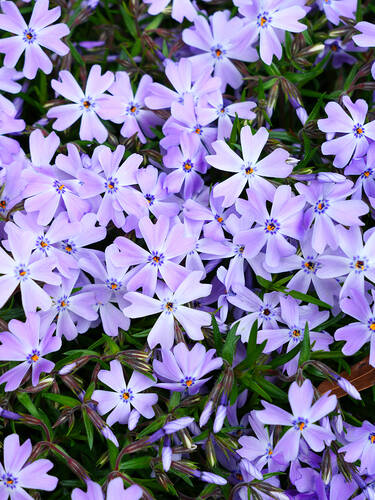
[199, 400, 213, 427]
[128, 409, 140, 431]
[164, 417, 194, 435]
[162, 437, 172, 472]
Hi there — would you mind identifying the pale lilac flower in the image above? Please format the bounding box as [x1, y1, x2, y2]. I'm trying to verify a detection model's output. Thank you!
[109, 72, 162, 143]
[182, 11, 258, 90]
[256, 379, 337, 462]
[206, 126, 291, 207]
[47, 65, 118, 143]
[296, 179, 368, 253]
[340, 421, 375, 475]
[0, 222, 61, 311]
[0, 434, 58, 497]
[234, 0, 307, 65]
[345, 144, 375, 208]
[144, 0, 197, 22]
[92, 360, 157, 427]
[318, 96, 375, 168]
[0, 313, 61, 391]
[0, 0, 69, 79]
[153, 342, 222, 394]
[113, 215, 194, 297]
[335, 288, 375, 367]
[317, 0, 356, 26]
[353, 21, 375, 79]
[123, 271, 212, 349]
[72, 479, 142, 500]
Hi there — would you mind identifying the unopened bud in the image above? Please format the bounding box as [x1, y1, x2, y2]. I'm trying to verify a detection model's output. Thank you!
[205, 435, 216, 468]
[162, 437, 172, 472]
[128, 409, 140, 431]
[200, 400, 213, 427]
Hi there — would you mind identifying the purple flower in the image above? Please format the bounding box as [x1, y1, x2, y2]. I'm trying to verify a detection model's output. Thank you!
[145, 58, 221, 111]
[153, 342, 222, 394]
[0, 222, 61, 312]
[0, 0, 69, 79]
[234, 0, 307, 65]
[206, 126, 291, 207]
[353, 21, 375, 79]
[109, 72, 162, 143]
[144, 0, 197, 22]
[317, 226, 375, 298]
[0, 313, 61, 391]
[92, 360, 157, 428]
[47, 65, 118, 143]
[340, 421, 375, 475]
[335, 288, 375, 367]
[317, 0, 356, 26]
[256, 379, 337, 462]
[123, 271, 212, 349]
[234, 185, 305, 269]
[113, 215, 194, 297]
[296, 179, 368, 253]
[182, 11, 258, 90]
[0, 433, 58, 497]
[318, 96, 375, 168]
[258, 295, 332, 376]
[316, 38, 362, 69]
[72, 479, 142, 500]
[345, 144, 375, 207]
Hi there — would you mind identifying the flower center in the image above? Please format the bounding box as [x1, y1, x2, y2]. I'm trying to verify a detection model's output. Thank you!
[350, 256, 368, 273]
[353, 123, 365, 138]
[215, 214, 224, 225]
[81, 97, 95, 111]
[2, 473, 18, 489]
[144, 193, 155, 205]
[314, 199, 329, 214]
[56, 295, 70, 311]
[53, 180, 67, 194]
[0, 199, 6, 210]
[181, 376, 196, 388]
[106, 278, 121, 291]
[27, 349, 41, 364]
[293, 417, 308, 431]
[62, 240, 76, 254]
[165, 301, 174, 312]
[211, 44, 226, 60]
[127, 102, 139, 115]
[182, 160, 194, 172]
[361, 169, 373, 179]
[370, 433, 375, 444]
[194, 125, 202, 135]
[148, 251, 164, 267]
[105, 177, 119, 194]
[257, 12, 272, 28]
[120, 388, 134, 402]
[368, 318, 375, 332]
[264, 218, 280, 234]
[15, 264, 30, 281]
[289, 326, 304, 342]
[263, 308, 270, 316]
[301, 258, 321, 274]
[23, 28, 36, 44]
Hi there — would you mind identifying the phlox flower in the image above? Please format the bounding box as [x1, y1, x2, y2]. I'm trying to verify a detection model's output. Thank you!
[317, 0, 356, 26]
[0, 222, 61, 311]
[0, 313, 61, 391]
[318, 95, 375, 168]
[92, 360, 157, 428]
[153, 342, 222, 394]
[109, 72, 162, 143]
[144, 0, 197, 22]
[123, 271, 212, 349]
[256, 379, 337, 462]
[353, 21, 375, 79]
[234, 0, 307, 65]
[0, 433, 58, 498]
[345, 143, 375, 208]
[206, 125, 291, 207]
[0, 0, 69, 79]
[72, 479, 142, 500]
[296, 179, 369, 254]
[47, 65, 118, 143]
[335, 288, 375, 367]
[182, 11, 258, 90]
[340, 421, 375, 475]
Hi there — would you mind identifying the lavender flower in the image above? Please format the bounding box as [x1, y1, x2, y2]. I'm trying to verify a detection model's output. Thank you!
[340, 421, 375, 475]
[353, 21, 375, 78]
[256, 379, 337, 462]
[0, 433, 58, 497]
[92, 360, 157, 428]
[153, 342, 222, 394]
[317, 0, 356, 25]
[144, 0, 197, 22]
[72, 479, 142, 500]
[0, 313, 61, 391]
[0, 0, 69, 79]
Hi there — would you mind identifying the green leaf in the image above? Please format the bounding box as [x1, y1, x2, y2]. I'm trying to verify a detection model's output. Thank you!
[108, 440, 118, 470]
[299, 322, 311, 366]
[120, 2, 137, 39]
[221, 323, 239, 365]
[255, 377, 288, 401]
[145, 13, 163, 30]
[17, 393, 43, 419]
[212, 314, 223, 354]
[137, 415, 166, 438]
[229, 113, 240, 145]
[268, 342, 302, 369]
[168, 391, 181, 411]
[120, 456, 152, 470]
[286, 289, 332, 309]
[242, 376, 272, 402]
[66, 40, 85, 67]
[82, 408, 94, 450]
[43, 393, 79, 407]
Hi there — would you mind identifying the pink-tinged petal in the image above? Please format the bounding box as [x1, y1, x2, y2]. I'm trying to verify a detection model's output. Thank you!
[0, 2, 27, 34]
[20, 279, 52, 312]
[0, 274, 18, 308]
[322, 134, 356, 168]
[98, 360, 126, 392]
[6, 225, 35, 263]
[128, 371, 155, 393]
[174, 306, 208, 341]
[164, 223, 194, 259]
[242, 126, 268, 164]
[18, 458, 58, 491]
[318, 102, 353, 133]
[363, 119, 375, 141]
[154, 349, 183, 381]
[79, 112, 107, 144]
[30, 129, 60, 167]
[258, 328, 289, 352]
[123, 292, 161, 317]
[316, 255, 350, 278]
[139, 215, 169, 252]
[0, 333, 27, 361]
[23, 43, 52, 80]
[131, 393, 158, 419]
[148, 311, 174, 349]
[303, 424, 334, 452]
[0, 362, 29, 391]
[256, 148, 291, 177]
[107, 402, 130, 426]
[273, 427, 300, 462]
[56, 311, 77, 340]
[271, 6, 306, 32]
[48, 103, 82, 131]
[256, 401, 294, 426]
[265, 233, 295, 269]
[85, 65, 114, 97]
[113, 237, 149, 266]
[173, 271, 211, 304]
[342, 96, 368, 124]
[0, 246, 15, 272]
[206, 140, 243, 172]
[0, 36, 25, 68]
[3, 434, 32, 473]
[29, 259, 60, 285]
[62, 191, 90, 222]
[213, 173, 247, 208]
[182, 16, 213, 50]
[214, 57, 242, 90]
[312, 214, 338, 253]
[126, 264, 158, 297]
[335, 323, 369, 355]
[29, 0, 60, 30]
[289, 380, 314, 418]
[309, 392, 337, 422]
[37, 24, 70, 55]
[92, 389, 120, 415]
[51, 70, 84, 101]
[117, 154, 142, 186]
[260, 26, 282, 65]
[328, 199, 368, 225]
